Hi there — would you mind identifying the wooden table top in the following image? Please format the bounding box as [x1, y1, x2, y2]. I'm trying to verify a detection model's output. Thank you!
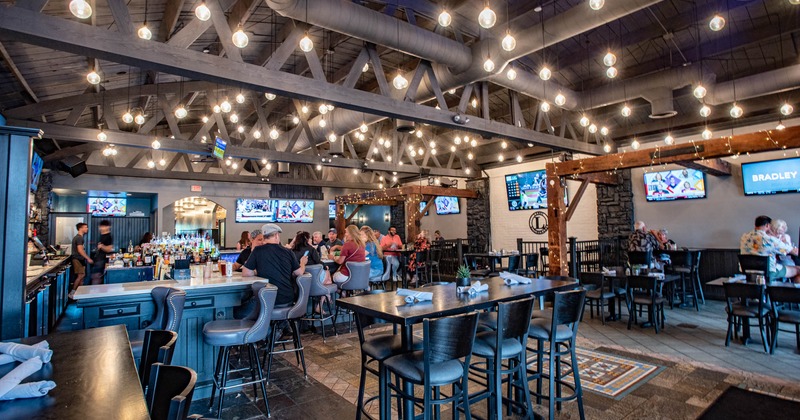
[336, 276, 577, 326]
[0, 325, 149, 420]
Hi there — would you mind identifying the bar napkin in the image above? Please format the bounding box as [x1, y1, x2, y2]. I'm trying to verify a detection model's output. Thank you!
[0, 380, 57, 401]
[0, 341, 52, 365]
[499, 272, 532, 285]
[396, 288, 433, 304]
[0, 357, 47, 400]
[457, 281, 489, 295]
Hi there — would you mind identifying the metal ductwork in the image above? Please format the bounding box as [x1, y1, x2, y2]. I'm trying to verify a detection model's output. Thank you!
[395, 119, 415, 133]
[641, 87, 677, 119]
[706, 64, 800, 106]
[277, 162, 290, 173]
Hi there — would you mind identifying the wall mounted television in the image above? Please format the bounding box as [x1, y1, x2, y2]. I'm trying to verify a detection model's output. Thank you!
[643, 168, 706, 202]
[276, 200, 314, 223]
[505, 170, 568, 211]
[741, 157, 800, 196]
[88, 197, 127, 216]
[30, 151, 44, 192]
[419, 201, 429, 216]
[329, 200, 336, 219]
[235, 198, 277, 222]
[434, 196, 460, 215]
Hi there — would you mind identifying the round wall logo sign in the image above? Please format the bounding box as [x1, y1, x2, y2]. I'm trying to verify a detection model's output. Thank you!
[529, 211, 548, 235]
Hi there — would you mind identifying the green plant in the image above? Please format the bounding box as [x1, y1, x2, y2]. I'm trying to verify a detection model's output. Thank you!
[456, 264, 471, 279]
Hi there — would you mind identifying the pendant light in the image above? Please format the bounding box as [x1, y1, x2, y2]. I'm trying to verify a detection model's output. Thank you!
[195, 2, 211, 21]
[502, 32, 516, 52]
[478, 4, 497, 29]
[269, 126, 280, 140]
[122, 111, 134, 124]
[540, 102, 550, 113]
[506, 65, 517, 80]
[392, 72, 409, 90]
[699, 105, 711, 117]
[438, 9, 452, 27]
[134, 111, 146, 125]
[709, 15, 725, 32]
[729, 103, 743, 118]
[253, 129, 262, 139]
[539, 66, 551, 81]
[702, 128, 712, 139]
[265, 92, 276, 100]
[554, 93, 566, 107]
[630, 138, 640, 149]
[235, 93, 245, 104]
[138, 1, 152, 40]
[174, 105, 188, 119]
[589, 0, 605, 10]
[603, 52, 616, 67]
[606, 66, 618, 78]
[229, 113, 239, 123]
[780, 103, 794, 116]
[664, 134, 674, 145]
[483, 56, 495, 72]
[579, 115, 590, 127]
[69, 0, 92, 19]
[600, 126, 610, 136]
[232, 25, 249, 48]
[621, 104, 632, 117]
[693, 85, 707, 99]
[603, 143, 611, 153]
[86, 70, 101, 85]
[151, 139, 161, 150]
[96, 127, 107, 142]
[220, 100, 232, 113]
[298, 0, 313, 52]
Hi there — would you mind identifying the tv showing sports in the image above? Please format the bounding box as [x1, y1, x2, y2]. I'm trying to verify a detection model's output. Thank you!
[505, 170, 568, 211]
[235, 199, 277, 222]
[213, 136, 227, 159]
[742, 157, 800, 196]
[276, 200, 314, 223]
[643, 168, 706, 202]
[88, 197, 127, 216]
[434, 196, 460, 215]
[30, 152, 44, 192]
[329, 201, 336, 219]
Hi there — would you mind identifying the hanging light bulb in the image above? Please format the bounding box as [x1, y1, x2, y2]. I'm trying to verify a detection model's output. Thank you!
[147, 160, 155, 169]
[506, 66, 517, 80]
[478, 6, 497, 29]
[409, 150, 417, 158]
[579, 115, 590, 127]
[327, 104, 335, 111]
[224, 159, 231, 166]
[266, 163, 273, 170]
[299, 32, 314, 52]
[729, 103, 743, 118]
[603, 143, 612, 153]
[212, 104, 221, 113]
[438, 9, 452, 27]
[621, 104, 632, 117]
[269, 127, 280, 140]
[776, 122, 786, 131]
[220, 100, 232, 113]
[319, 119, 327, 128]
[630, 138, 640, 150]
[96, 130, 107, 142]
[603, 52, 616, 67]
[501, 32, 516, 52]
[790, 0, 800, 4]
[122, 111, 134, 124]
[174, 105, 188, 119]
[358, 133, 366, 141]
[318, 104, 328, 115]
[600, 126, 610, 136]
[539, 66, 551, 81]
[500, 140, 508, 149]
[471, 98, 478, 108]
[693, 85, 707, 99]
[229, 113, 239, 123]
[454, 136, 461, 145]
[69, 0, 92, 19]
[253, 130, 262, 139]
[606, 66, 618, 78]
[360, 122, 368, 133]
[201, 115, 209, 123]
[664, 134, 675, 145]
[158, 158, 166, 166]
[392, 72, 409, 90]
[465, 167, 472, 175]
[361, 63, 369, 73]
[709, 15, 725, 32]
[483, 57, 495, 72]
[86, 70, 101, 85]
[232, 26, 249, 48]
[780, 103, 794, 116]
[261, 158, 268, 165]
[497, 154, 505, 162]
[589, 0, 605, 10]
[235, 93, 245, 104]
[450, 145, 456, 152]
[588, 124, 598, 134]
[554, 93, 566, 107]
[300, 105, 309, 114]
[540, 102, 550, 113]
[264, 92, 276, 101]
[316, 164, 323, 171]
[151, 139, 161, 150]
[195, 2, 211, 21]
[328, 133, 337, 142]
[699, 105, 711, 118]
[467, 152, 474, 160]
[470, 139, 478, 147]
[138, 23, 152, 40]
[417, 147, 424, 155]
[292, 115, 300, 124]
[516, 155, 523, 163]
[134, 113, 145, 125]
[700, 128, 712, 140]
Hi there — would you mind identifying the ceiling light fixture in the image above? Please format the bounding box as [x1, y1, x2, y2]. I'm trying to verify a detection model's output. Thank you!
[478, 5, 497, 29]
[138, 23, 152, 40]
[579, 115, 590, 127]
[392, 72, 409, 90]
[174, 105, 188, 119]
[269, 127, 280, 139]
[318, 104, 328, 115]
[292, 115, 300, 124]
[232, 25, 249, 48]
[702, 128, 713, 139]
[122, 111, 133, 124]
[664, 134, 674, 145]
[69, 0, 92, 19]
[265, 92, 277, 101]
[134, 112, 145, 125]
[554, 93, 566, 106]
[603, 52, 616, 67]
[201, 115, 209, 123]
[589, 0, 605, 10]
[588, 124, 598, 134]
[253, 130, 262, 139]
[151, 139, 161, 149]
[709, 14, 725, 31]
[147, 160, 155, 169]
[506, 66, 517, 80]
[776, 122, 786, 130]
[497, 154, 504, 162]
[220, 100, 232, 113]
[467, 152, 474, 160]
[630, 138, 640, 150]
[319, 119, 327, 128]
[699, 105, 711, 118]
[501, 32, 516, 52]
[86, 70, 101, 85]
[212, 104, 221, 113]
[465, 168, 472, 175]
[301, 105, 309, 114]
[299, 32, 314, 52]
[606, 66, 618, 78]
[540, 102, 550, 113]
[438, 9, 452, 27]
[229, 113, 239, 123]
[360, 122, 368, 133]
[780, 103, 793, 116]
[195, 2, 211, 21]
[621, 104, 632, 117]
[470, 139, 477, 147]
[235, 93, 245, 104]
[483, 57, 495, 72]
[501, 140, 507, 149]
[693, 85, 707, 99]
[539, 66, 551, 81]
[96, 129, 107, 142]
[729, 103, 743, 118]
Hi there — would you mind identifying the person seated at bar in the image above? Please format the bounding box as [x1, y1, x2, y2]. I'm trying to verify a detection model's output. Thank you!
[360, 225, 384, 280]
[232, 229, 264, 272]
[740, 215, 800, 283]
[407, 230, 431, 284]
[242, 224, 308, 306]
[289, 231, 322, 266]
[236, 230, 250, 251]
[329, 225, 366, 284]
[325, 228, 344, 252]
[380, 226, 404, 282]
[651, 228, 676, 250]
[628, 221, 659, 252]
[312, 231, 327, 256]
[770, 219, 795, 267]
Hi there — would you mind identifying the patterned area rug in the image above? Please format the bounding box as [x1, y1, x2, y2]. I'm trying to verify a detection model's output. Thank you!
[539, 348, 664, 400]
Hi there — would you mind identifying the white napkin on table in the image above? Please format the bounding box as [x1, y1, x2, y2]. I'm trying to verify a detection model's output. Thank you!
[499, 271, 532, 285]
[457, 281, 489, 295]
[0, 357, 47, 400]
[0, 380, 56, 401]
[396, 288, 433, 304]
[0, 341, 52, 365]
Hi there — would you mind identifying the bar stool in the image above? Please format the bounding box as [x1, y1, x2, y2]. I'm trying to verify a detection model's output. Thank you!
[470, 297, 535, 420]
[265, 273, 313, 383]
[335, 261, 371, 332]
[145, 363, 197, 420]
[527, 289, 588, 420]
[138, 329, 178, 392]
[581, 272, 616, 325]
[130, 287, 185, 359]
[301, 264, 338, 342]
[203, 282, 276, 416]
[385, 312, 480, 420]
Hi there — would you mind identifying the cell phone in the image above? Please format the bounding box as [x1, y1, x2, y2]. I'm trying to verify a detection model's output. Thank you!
[303, 250, 310, 257]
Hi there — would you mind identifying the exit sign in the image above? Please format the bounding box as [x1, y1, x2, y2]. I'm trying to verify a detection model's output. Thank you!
[190, 185, 202, 192]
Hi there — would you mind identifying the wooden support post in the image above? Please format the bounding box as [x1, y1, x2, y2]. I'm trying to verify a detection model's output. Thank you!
[565, 179, 589, 222]
[335, 200, 346, 237]
[345, 204, 363, 224]
[405, 194, 422, 243]
[546, 163, 568, 276]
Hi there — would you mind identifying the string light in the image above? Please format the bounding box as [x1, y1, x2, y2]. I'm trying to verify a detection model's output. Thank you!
[319, 119, 327, 128]
[292, 115, 301, 124]
[702, 128, 713, 139]
[630, 138, 640, 150]
[603, 143, 611, 153]
[501, 141, 508, 149]
[588, 124, 598, 134]
[212, 104, 221, 113]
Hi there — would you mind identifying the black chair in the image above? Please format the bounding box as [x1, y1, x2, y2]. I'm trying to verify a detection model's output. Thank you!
[464, 255, 491, 278]
[130, 287, 185, 359]
[428, 246, 442, 283]
[502, 254, 522, 274]
[301, 264, 338, 342]
[521, 253, 539, 277]
[527, 289, 588, 420]
[385, 312, 480, 420]
[540, 248, 550, 275]
[724, 282, 770, 353]
[662, 250, 700, 310]
[580, 272, 616, 325]
[203, 282, 276, 416]
[138, 329, 178, 392]
[738, 254, 773, 282]
[626, 275, 666, 333]
[265, 274, 313, 383]
[412, 250, 431, 286]
[627, 251, 652, 269]
[145, 363, 197, 420]
[768, 286, 800, 354]
[470, 297, 535, 420]
[336, 261, 372, 332]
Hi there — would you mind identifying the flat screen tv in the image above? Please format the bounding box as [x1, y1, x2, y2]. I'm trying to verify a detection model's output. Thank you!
[505, 170, 568, 211]
[213, 136, 227, 159]
[419, 201, 429, 216]
[329, 201, 336, 219]
[643, 168, 706, 202]
[30, 152, 44, 192]
[434, 196, 460, 215]
[88, 197, 127, 216]
[276, 200, 314, 223]
[741, 157, 800, 196]
[235, 198, 277, 223]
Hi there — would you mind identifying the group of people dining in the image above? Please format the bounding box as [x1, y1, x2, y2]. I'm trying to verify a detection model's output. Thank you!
[740, 215, 799, 283]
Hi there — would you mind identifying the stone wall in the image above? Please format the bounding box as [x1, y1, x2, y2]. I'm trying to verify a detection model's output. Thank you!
[390, 203, 405, 240]
[32, 172, 53, 245]
[596, 169, 634, 239]
[466, 178, 491, 251]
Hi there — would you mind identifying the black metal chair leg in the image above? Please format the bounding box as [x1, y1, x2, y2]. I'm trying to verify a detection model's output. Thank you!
[217, 346, 230, 416]
[251, 343, 271, 418]
[570, 344, 586, 420]
[209, 346, 223, 408]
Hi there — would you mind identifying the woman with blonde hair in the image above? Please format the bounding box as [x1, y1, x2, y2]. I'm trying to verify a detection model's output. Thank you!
[770, 219, 795, 266]
[330, 224, 366, 283]
[360, 226, 384, 279]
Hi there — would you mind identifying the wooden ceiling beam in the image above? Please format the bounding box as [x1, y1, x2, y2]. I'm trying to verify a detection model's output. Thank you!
[677, 158, 732, 177]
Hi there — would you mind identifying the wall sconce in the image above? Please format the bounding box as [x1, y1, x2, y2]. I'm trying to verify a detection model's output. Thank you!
[358, 214, 366, 224]
[384, 212, 390, 222]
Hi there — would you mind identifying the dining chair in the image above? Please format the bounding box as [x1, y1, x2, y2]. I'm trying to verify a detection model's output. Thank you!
[265, 274, 313, 383]
[737, 254, 773, 282]
[384, 312, 480, 420]
[540, 248, 550, 275]
[336, 261, 372, 332]
[129, 287, 185, 359]
[301, 264, 338, 342]
[580, 272, 615, 325]
[464, 255, 491, 278]
[625, 275, 666, 333]
[145, 363, 197, 420]
[627, 251, 652, 270]
[724, 282, 770, 353]
[412, 250, 431, 286]
[663, 250, 700, 310]
[428, 247, 442, 283]
[767, 286, 800, 354]
[137, 329, 178, 392]
[527, 289, 588, 420]
[369, 257, 392, 290]
[502, 254, 522, 274]
[521, 253, 539, 277]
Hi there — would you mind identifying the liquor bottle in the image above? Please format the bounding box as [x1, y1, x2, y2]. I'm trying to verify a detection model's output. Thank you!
[136, 254, 143, 266]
